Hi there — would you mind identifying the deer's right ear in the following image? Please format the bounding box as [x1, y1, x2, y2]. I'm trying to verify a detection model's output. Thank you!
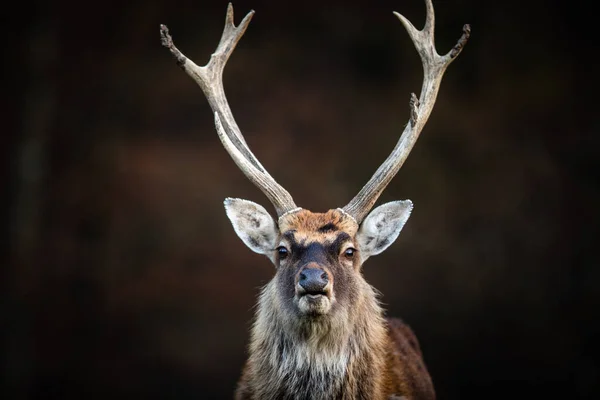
[224, 198, 278, 258]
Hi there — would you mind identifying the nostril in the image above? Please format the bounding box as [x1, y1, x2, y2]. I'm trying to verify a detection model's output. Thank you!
[299, 268, 328, 293]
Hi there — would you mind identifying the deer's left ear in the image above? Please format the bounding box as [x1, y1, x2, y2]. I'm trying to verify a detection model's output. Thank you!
[224, 198, 278, 260]
[356, 200, 413, 262]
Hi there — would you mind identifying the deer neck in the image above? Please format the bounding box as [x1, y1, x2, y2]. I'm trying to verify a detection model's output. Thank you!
[247, 279, 389, 399]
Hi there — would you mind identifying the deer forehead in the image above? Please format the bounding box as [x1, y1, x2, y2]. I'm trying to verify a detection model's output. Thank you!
[278, 209, 359, 243]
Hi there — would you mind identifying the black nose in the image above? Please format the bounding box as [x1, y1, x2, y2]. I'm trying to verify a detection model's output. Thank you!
[299, 268, 328, 293]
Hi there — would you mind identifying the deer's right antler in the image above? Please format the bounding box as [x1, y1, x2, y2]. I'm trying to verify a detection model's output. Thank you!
[342, 0, 470, 223]
[160, 4, 299, 218]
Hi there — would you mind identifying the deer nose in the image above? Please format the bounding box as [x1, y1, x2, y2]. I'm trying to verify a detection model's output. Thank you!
[299, 268, 329, 293]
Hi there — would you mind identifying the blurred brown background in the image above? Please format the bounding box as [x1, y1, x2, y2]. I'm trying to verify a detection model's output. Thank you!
[3, 0, 599, 399]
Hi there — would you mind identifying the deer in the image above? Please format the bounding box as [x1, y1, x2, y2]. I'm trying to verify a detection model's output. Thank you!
[160, 0, 469, 398]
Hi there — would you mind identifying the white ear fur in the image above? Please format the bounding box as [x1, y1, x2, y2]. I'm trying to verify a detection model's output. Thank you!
[223, 198, 278, 261]
[356, 200, 413, 263]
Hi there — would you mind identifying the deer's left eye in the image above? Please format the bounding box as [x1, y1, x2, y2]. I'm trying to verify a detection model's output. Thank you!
[344, 248, 356, 258]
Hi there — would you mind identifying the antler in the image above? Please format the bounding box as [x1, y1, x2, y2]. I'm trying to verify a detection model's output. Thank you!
[160, 4, 298, 217]
[342, 0, 470, 223]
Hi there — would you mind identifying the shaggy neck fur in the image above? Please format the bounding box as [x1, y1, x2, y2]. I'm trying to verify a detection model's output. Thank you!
[247, 277, 389, 400]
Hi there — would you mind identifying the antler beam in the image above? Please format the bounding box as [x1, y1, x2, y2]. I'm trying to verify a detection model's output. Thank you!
[160, 4, 298, 217]
[342, 0, 470, 223]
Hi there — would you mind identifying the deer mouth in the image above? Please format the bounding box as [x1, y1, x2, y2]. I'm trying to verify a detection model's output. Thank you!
[304, 293, 327, 300]
[297, 287, 330, 300]
[296, 288, 332, 315]
[302, 292, 329, 308]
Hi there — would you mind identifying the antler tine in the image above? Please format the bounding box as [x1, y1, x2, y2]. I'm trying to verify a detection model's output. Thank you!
[343, 0, 470, 223]
[160, 4, 298, 217]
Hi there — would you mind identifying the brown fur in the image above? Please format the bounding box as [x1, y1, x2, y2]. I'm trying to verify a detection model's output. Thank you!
[235, 209, 435, 399]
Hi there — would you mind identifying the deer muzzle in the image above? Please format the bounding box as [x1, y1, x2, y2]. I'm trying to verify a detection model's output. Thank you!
[295, 264, 333, 316]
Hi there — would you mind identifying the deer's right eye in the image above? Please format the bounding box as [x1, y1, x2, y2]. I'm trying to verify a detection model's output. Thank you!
[277, 246, 289, 259]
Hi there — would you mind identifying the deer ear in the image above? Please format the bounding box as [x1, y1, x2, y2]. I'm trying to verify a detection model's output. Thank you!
[224, 198, 278, 258]
[356, 200, 413, 262]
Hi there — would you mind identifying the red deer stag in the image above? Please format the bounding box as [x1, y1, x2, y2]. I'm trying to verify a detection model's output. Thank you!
[160, 0, 469, 398]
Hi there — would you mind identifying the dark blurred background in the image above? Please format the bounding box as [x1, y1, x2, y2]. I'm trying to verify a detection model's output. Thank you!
[3, 0, 599, 398]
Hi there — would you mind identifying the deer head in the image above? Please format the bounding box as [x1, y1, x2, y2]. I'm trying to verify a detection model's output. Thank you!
[223, 200, 413, 320]
[160, 0, 468, 324]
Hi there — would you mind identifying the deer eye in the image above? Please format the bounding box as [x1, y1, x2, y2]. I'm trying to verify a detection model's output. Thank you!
[277, 246, 289, 259]
[344, 248, 356, 258]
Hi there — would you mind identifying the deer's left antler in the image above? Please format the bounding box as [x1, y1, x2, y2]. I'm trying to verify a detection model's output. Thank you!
[342, 0, 470, 223]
